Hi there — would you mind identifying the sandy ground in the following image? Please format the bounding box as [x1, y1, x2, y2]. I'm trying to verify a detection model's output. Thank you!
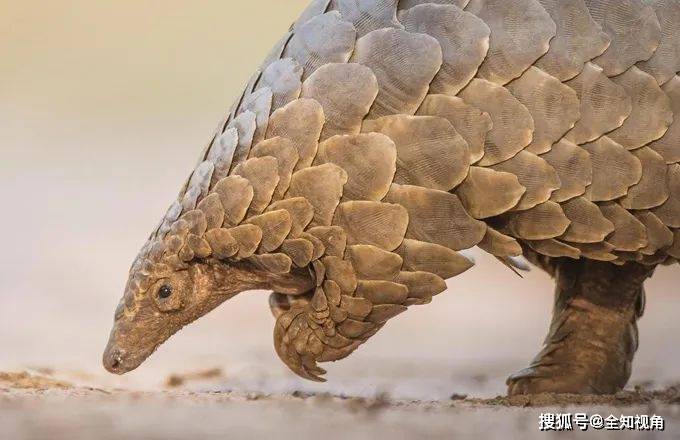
[3, 371, 680, 439]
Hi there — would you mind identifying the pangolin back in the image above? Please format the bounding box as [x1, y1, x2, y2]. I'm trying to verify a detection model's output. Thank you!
[146, 0, 680, 379]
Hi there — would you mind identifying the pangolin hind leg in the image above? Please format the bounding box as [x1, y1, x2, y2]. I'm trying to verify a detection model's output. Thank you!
[507, 256, 655, 395]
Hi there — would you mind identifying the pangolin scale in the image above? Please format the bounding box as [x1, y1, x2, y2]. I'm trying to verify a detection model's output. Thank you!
[104, 0, 680, 396]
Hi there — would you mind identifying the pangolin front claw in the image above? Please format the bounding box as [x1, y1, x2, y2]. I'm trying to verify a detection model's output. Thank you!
[273, 308, 328, 382]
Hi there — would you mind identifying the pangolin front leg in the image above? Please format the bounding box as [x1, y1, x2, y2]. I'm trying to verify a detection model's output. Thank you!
[507, 259, 654, 395]
[269, 291, 314, 319]
[269, 250, 472, 382]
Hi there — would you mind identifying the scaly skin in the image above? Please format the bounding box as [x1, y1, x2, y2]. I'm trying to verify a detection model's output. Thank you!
[508, 259, 653, 395]
[103, 0, 680, 394]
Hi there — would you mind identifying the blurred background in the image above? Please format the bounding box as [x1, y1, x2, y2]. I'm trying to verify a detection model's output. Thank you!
[1, 0, 678, 400]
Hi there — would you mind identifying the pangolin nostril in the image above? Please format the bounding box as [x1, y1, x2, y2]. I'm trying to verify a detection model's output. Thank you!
[103, 345, 126, 373]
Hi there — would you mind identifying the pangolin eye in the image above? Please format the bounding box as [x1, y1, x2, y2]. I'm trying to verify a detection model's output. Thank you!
[158, 285, 173, 299]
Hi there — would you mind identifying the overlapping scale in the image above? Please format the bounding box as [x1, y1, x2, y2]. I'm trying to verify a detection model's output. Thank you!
[150, 0, 680, 383]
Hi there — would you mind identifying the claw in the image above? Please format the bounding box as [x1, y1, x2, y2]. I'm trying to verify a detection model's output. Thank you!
[288, 345, 327, 382]
[271, 290, 380, 381]
[274, 310, 328, 382]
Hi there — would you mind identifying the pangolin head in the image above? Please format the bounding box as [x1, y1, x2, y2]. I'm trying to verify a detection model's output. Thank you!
[102, 236, 254, 374]
[102, 201, 315, 375]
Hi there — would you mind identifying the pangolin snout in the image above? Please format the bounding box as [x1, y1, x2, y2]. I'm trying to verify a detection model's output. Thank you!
[103, 344, 129, 374]
[103, 327, 148, 374]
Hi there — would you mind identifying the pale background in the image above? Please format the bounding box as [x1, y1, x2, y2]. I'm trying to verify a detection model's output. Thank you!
[1, 0, 678, 400]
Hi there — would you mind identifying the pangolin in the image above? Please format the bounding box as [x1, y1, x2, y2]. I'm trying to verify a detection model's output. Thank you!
[103, 0, 680, 396]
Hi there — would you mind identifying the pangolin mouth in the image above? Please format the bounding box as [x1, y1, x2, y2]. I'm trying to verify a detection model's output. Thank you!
[102, 330, 158, 375]
[102, 344, 140, 375]
[102, 318, 177, 375]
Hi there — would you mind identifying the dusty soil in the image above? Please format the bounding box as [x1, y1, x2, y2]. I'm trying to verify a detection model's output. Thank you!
[2, 370, 680, 439]
[2, 259, 677, 439]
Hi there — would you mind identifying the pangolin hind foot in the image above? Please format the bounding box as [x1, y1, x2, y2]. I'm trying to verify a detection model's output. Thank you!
[507, 259, 653, 395]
